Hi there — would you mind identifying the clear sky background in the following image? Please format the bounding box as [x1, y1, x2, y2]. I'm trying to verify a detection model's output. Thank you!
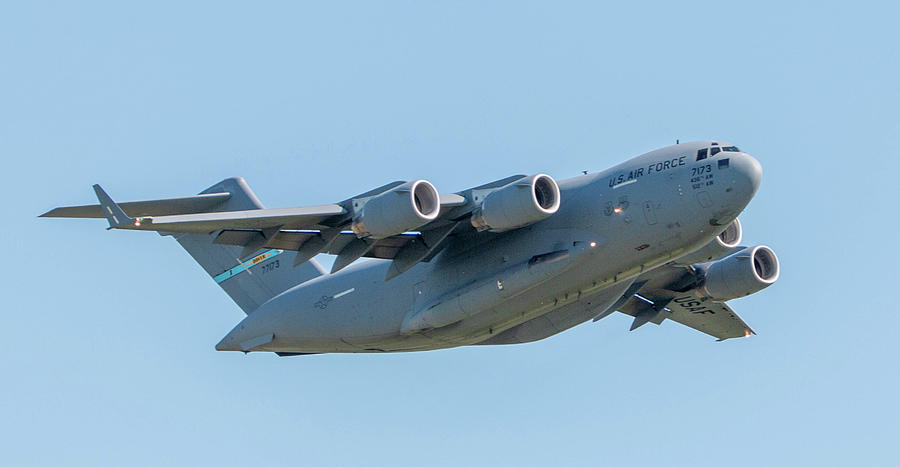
[3, 1, 899, 465]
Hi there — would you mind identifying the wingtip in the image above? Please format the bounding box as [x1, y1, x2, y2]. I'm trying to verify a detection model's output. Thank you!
[91, 184, 135, 229]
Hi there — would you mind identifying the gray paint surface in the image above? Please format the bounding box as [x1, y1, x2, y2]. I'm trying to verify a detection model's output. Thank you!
[43, 140, 775, 354]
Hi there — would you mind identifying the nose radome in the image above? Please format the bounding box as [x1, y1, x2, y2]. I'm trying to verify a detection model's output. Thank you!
[732, 152, 762, 196]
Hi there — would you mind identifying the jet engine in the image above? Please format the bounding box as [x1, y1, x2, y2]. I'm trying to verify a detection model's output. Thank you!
[470, 174, 560, 232]
[351, 180, 440, 239]
[675, 218, 743, 265]
[697, 245, 780, 301]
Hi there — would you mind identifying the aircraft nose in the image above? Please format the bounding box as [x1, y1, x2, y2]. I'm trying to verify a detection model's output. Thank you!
[731, 152, 762, 197]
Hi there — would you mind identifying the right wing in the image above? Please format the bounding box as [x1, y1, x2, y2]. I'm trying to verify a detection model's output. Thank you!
[615, 288, 754, 340]
[602, 263, 754, 341]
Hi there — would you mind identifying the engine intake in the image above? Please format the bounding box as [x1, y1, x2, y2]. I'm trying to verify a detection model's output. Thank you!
[675, 218, 743, 265]
[471, 174, 561, 232]
[699, 245, 780, 301]
[352, 180, 440, 239]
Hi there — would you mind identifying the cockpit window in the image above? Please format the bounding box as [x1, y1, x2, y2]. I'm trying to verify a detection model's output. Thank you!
[710, 147, 721, 156]
[722, 146, 740, 152]
[696, 148, 708, 161]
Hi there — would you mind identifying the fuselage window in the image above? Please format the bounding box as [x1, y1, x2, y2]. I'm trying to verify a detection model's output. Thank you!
[722, 146, 740, 152]
[710, 147, 721, 156]
[696, 148, 708, 161]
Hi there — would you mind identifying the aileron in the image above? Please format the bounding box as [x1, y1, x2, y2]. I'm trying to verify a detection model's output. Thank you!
[40, 192, 232, 218]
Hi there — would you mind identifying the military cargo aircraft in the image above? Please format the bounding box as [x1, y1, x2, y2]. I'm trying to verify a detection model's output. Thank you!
[42, 140, 779, 355]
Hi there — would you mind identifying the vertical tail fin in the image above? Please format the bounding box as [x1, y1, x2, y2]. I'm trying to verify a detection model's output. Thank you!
[167, 177, 326, 314]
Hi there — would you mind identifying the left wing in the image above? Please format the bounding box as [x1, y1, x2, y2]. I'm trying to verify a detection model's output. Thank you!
[108, 205, 349, 233]
[42, 176, 525, 279]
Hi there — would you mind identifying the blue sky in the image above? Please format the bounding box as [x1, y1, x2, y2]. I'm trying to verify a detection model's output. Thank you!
[3, 1, 899, 465]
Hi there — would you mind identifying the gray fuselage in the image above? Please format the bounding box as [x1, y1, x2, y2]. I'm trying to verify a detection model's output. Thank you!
[216, 141, 762, 353]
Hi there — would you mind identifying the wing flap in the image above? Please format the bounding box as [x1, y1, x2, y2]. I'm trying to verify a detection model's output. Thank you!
[262, 230, 318, 251]
[213, 229, 421, 261]
[214, 229, 268, 247]
[112, 205, 347, 233]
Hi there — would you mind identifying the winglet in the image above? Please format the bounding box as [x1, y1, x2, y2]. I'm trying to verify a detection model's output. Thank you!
[92, 184, 136, 229]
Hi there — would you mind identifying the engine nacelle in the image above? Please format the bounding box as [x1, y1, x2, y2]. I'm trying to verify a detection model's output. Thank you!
[675, 218, 743, 265]
[470, 174, 560, 232]
[351, 180, 440, 239]
[698, 245, 780, 301]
